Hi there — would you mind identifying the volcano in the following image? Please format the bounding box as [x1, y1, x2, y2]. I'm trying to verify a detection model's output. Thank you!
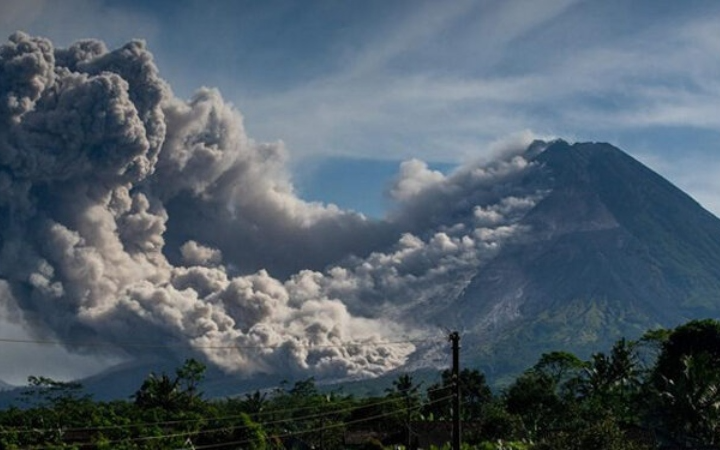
[445, 140, 720, 379]
[3, 33, 720, 396]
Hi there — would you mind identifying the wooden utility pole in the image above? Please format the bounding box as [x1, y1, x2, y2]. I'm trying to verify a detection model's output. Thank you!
[449, 331, 461, 450]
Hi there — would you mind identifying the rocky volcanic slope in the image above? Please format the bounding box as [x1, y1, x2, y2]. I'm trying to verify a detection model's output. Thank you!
[451, 141, 720, 379]
[3, 140, 717, 398]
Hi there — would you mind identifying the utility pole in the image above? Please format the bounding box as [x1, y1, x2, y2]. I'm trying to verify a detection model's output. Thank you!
[449, 331, 461, 450]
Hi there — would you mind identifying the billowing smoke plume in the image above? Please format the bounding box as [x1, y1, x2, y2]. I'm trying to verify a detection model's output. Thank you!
[0, 32, 548, 380]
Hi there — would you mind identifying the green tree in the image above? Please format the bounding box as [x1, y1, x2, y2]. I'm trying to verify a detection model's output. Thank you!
[176, 358, 206, 402]
[656, 353, 720, 445]
[636, 327, 670, 370]
[134, 358, 207, 411]
[22, 376, 90, 408]
[533, 351, 585, 394]
[196, 411, 267, 450]
[134, 371, 182, 411]
[577, 338, 643, 423]
[504, 370, 562, 436]
[289, 376, 319, 398]
[651, 319, 720, 445]
[387, 374, 423, 449]
[653, 319, 720, 386]
[265, 377, 347, 449]
[242, 390, 268, 415]
[425, 368, 491, 421]
[534, 415, 650, 450]
[503, 351, 584, 440]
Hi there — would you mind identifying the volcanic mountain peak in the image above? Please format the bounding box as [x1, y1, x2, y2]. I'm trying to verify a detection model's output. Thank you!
[3, 30, 718, 394]
[445, 140, 720, 379]
[535, 140, 704, 214]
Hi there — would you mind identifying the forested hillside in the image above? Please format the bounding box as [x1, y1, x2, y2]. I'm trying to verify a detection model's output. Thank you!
[2, 319, 720, 449]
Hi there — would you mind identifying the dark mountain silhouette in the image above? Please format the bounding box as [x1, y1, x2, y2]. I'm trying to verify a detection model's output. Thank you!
[449, 140, 720, 380]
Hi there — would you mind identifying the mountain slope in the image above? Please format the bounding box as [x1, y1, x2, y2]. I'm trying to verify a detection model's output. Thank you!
[451, 140, 720, 379]
[4, 140, 717, 395]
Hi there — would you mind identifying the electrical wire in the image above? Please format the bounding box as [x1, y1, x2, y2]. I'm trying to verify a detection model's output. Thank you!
[193, 394, 455, 450]
[0, 336, 439, 350]
[0, 383, 452, 437]
[19, 394, 455, 450]
[17, 394, 454, 449]
[0, 331, 457, 448]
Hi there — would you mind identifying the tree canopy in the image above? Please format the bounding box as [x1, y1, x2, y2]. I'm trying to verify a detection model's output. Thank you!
[2, 320, 720, 449]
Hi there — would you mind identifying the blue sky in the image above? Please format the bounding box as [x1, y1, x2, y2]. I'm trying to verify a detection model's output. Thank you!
[2, 0, 720, 217]
[1, 0, 720, 385]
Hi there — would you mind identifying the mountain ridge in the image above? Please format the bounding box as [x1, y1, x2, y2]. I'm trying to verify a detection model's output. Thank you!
[2, 140, 719, 395]
[446, 140, 720, 379]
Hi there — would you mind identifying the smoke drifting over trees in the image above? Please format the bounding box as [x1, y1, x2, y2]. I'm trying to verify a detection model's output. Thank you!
[0, 33, 546, 380]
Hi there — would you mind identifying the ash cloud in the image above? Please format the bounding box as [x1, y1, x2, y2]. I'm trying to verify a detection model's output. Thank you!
[0, 32, 548, 380]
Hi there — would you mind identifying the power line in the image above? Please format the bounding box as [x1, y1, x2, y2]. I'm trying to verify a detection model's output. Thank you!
[0, 395, 389, 436]
[1, 330, 460, 449]
[46, 394, 454, 450]
[193, 394, 455, 450]
[18, 394, 454, 449]
[1, 384, 451, 436]
[0, 336, 439, 350]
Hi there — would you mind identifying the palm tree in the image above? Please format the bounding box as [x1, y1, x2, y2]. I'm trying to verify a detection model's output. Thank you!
[657, 352, 720, 445]
[134, 372, 182, 410]
[243, 390, 268, 415]
[578, 338, 642, 422]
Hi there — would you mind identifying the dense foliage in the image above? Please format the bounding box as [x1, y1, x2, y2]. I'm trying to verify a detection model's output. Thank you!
[2, 319, 720, 449]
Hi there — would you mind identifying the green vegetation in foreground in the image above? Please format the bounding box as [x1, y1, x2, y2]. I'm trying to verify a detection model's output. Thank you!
[3, 319, 720, 449]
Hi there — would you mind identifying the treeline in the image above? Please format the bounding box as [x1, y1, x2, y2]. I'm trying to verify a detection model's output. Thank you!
[2, 319, 720, 449]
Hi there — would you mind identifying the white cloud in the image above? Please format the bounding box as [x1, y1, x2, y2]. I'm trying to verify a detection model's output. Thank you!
[232, 1, 720, 169]
[390, 159, 445, 202]
[0, 32, 554, 383]
[2, 1, 720, 383]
